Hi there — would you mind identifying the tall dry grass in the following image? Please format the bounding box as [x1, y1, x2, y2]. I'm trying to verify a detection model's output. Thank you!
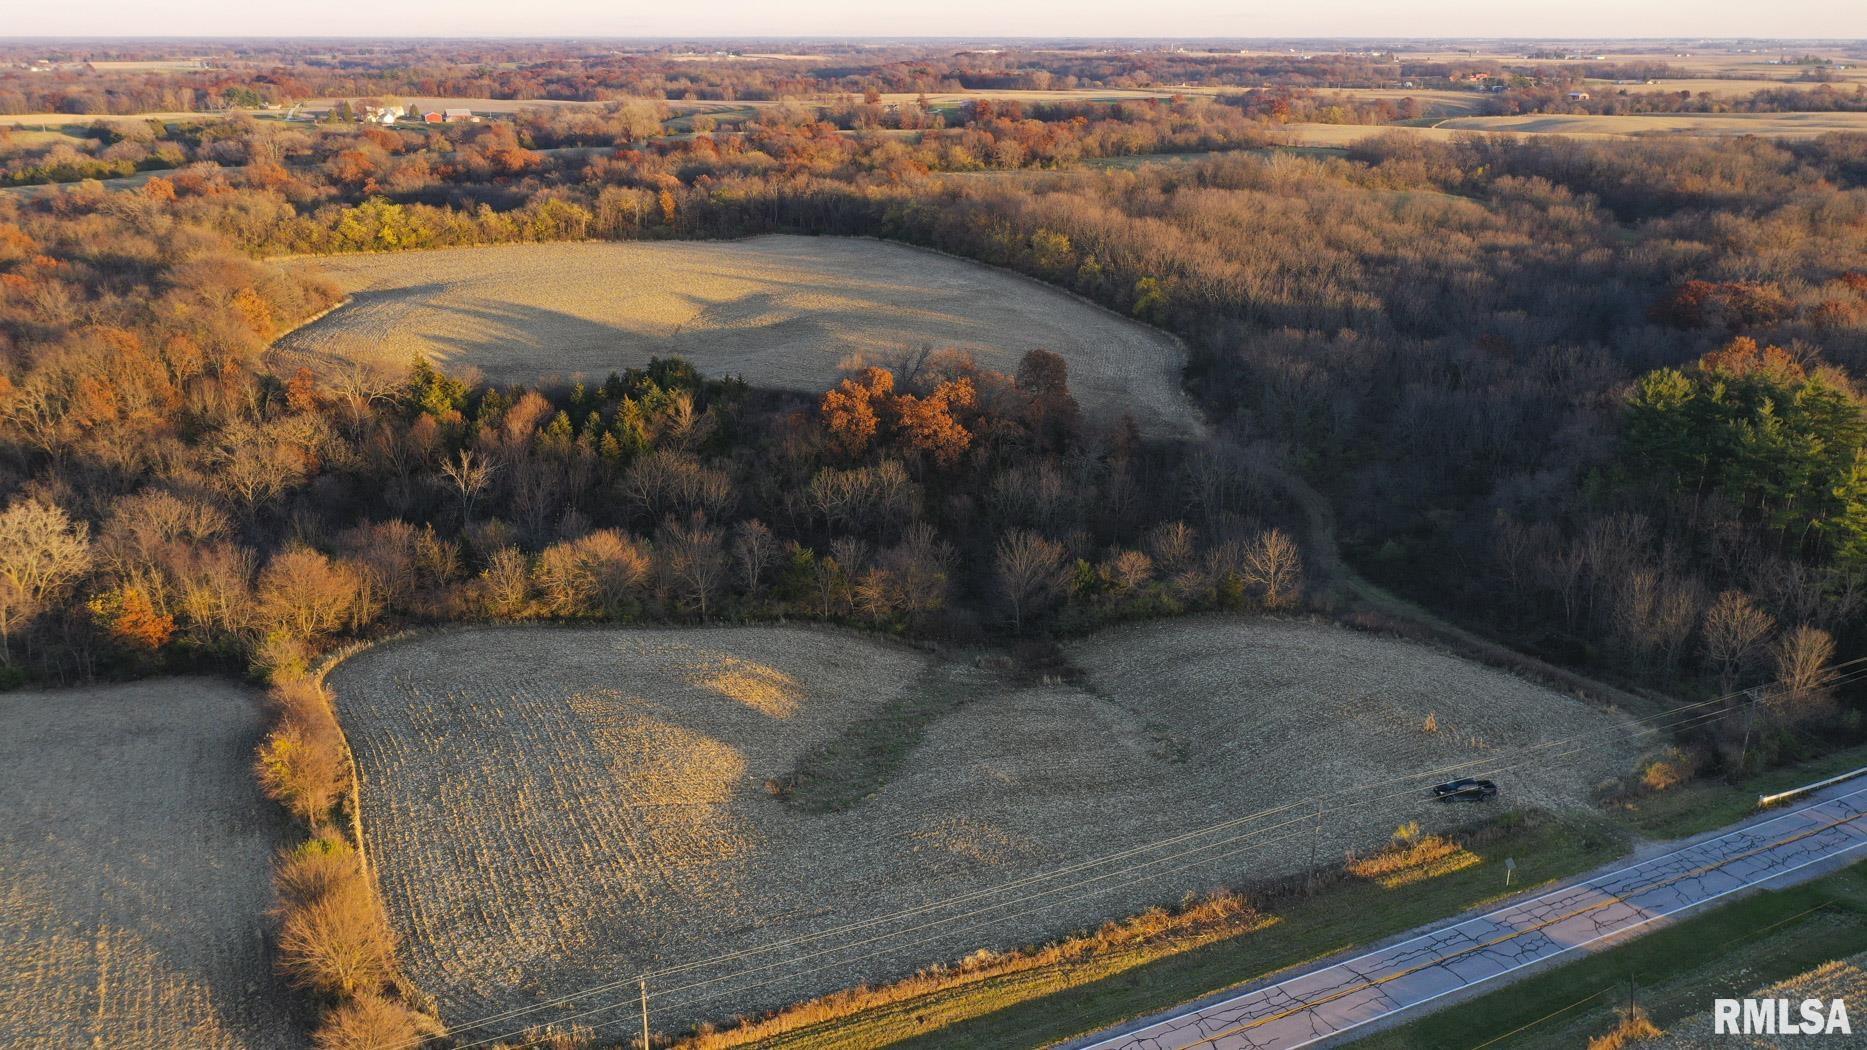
[679, 890, 1269, 1049]
[1346, 823, 1481, 889]
[1588, 1004, 1662, 1049]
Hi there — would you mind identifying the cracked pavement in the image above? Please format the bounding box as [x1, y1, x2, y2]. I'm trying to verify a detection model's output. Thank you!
[1077, 783, 1867, 1050]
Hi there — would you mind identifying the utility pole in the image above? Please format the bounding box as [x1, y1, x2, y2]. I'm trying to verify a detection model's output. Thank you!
[640, 975, 650, 1050]
[1306, 798, 1324, 893]
[1737, 688, 1761, 777]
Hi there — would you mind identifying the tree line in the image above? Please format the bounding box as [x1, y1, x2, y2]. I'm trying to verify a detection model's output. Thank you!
[4, 91, 1863, 748]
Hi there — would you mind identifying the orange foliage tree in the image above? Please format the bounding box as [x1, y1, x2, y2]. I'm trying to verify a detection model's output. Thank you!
[819, 367, 895, 459]
[896, 377, 977, 468]
[89, 585, 176, 651]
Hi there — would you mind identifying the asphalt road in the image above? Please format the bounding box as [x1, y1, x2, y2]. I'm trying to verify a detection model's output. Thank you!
[1077, 782, 1867, 1050]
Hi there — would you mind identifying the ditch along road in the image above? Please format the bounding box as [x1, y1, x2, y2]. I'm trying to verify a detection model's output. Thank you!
[1074, 780, 1867, 1050]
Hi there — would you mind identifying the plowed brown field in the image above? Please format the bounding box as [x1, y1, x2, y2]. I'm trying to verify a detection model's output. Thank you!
[328, 619, 1638, 1041]
[0, 679, 299, 1049]
[273, 235, 1203, 438]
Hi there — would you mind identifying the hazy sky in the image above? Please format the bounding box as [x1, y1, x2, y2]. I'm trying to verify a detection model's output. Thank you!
[9, 0, 1864, 40]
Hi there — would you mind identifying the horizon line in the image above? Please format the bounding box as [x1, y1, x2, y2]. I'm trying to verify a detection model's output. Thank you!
[4, 34, 1864, 43]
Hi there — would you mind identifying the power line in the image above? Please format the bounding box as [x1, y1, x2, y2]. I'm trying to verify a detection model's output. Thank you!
[431, 700, 1763, 1045]
[453, 735, 1637, 1048]
[426, 699, 1768, 1049]
[540, 736, 1628, 1046]
[639, 673, 1867, 1042]
[1465, 900, 1834, 1049]
[1464, 987, 1612, 1050]
[458, 688, 1839, 1047]
[414, 662, 1867, 1048]
[1178, 802, 1867, 1049]
[434, 745, 1526, 1045]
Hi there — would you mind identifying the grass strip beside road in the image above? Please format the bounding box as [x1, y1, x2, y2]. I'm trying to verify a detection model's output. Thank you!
[681, 813, 1626, 1049]
[1613, 740, 1867, 840]
[691, 743, 1867, 1050]
[1351, 861, 1867, 1049]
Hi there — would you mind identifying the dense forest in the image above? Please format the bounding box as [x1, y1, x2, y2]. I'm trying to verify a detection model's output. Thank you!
[0, 45, 1862, 729]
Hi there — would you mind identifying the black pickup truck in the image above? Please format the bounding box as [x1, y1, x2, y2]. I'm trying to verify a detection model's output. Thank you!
[1432, 778, 1499, 803]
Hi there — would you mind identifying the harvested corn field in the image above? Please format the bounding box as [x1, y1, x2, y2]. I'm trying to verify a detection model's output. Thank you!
[1437, 111, 1867, 137]
[272, 235, 1202, 437]
[1276, 110, 1867, 147]
[1652, 951, 1867, 1048]
[328, 619, 1638, 1040]
[0, 679, 298, 1049]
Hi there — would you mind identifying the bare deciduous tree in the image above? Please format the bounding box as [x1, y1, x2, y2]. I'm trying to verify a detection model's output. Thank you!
[658, 515, 728, 620]
[1243, 528, 1303, 609]
[0, 498, 93, 664]
[806, 461, 917, 535]
[1701, 589, 1775, 689]
[213, 416, 322, 512]
[312, 993, 427, 1050]
[255, 719, 346, 826]
[1610, 570, 1702, 668]
[257, 548, 370, 643]
[1772, 624, 1838, 723]
[872, 521, 953, 621]
[440, 448, 495, 523]
[624, 450, 734, 523]
[733, 520, 777, 595]
[1491, 513, 1555, 603]
[477, 547, 533, 618]
[325, 358, 401, 432]
[1146, 520, 1197, 575]
[1102, 548, 1155, 594]
[534, 529, 650, 617]
[276, 878, 398, 998]
[995, 528, 1068, 629]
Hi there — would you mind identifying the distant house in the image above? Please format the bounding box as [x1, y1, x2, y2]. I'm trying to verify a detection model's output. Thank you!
[422, 110, 445, 124]
[443, 108, 478, 123]
[363, 106, 399, 124]
[1568, 90, 1591, 101]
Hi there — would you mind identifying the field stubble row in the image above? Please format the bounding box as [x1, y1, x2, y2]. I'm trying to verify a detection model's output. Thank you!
[326, 617, 1640, 1038]
[272, 235, 1207, 439]
[0, 680, 299, 1049]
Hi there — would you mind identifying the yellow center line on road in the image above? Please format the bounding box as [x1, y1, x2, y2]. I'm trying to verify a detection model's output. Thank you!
[1177, 805, 1867, 1049]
